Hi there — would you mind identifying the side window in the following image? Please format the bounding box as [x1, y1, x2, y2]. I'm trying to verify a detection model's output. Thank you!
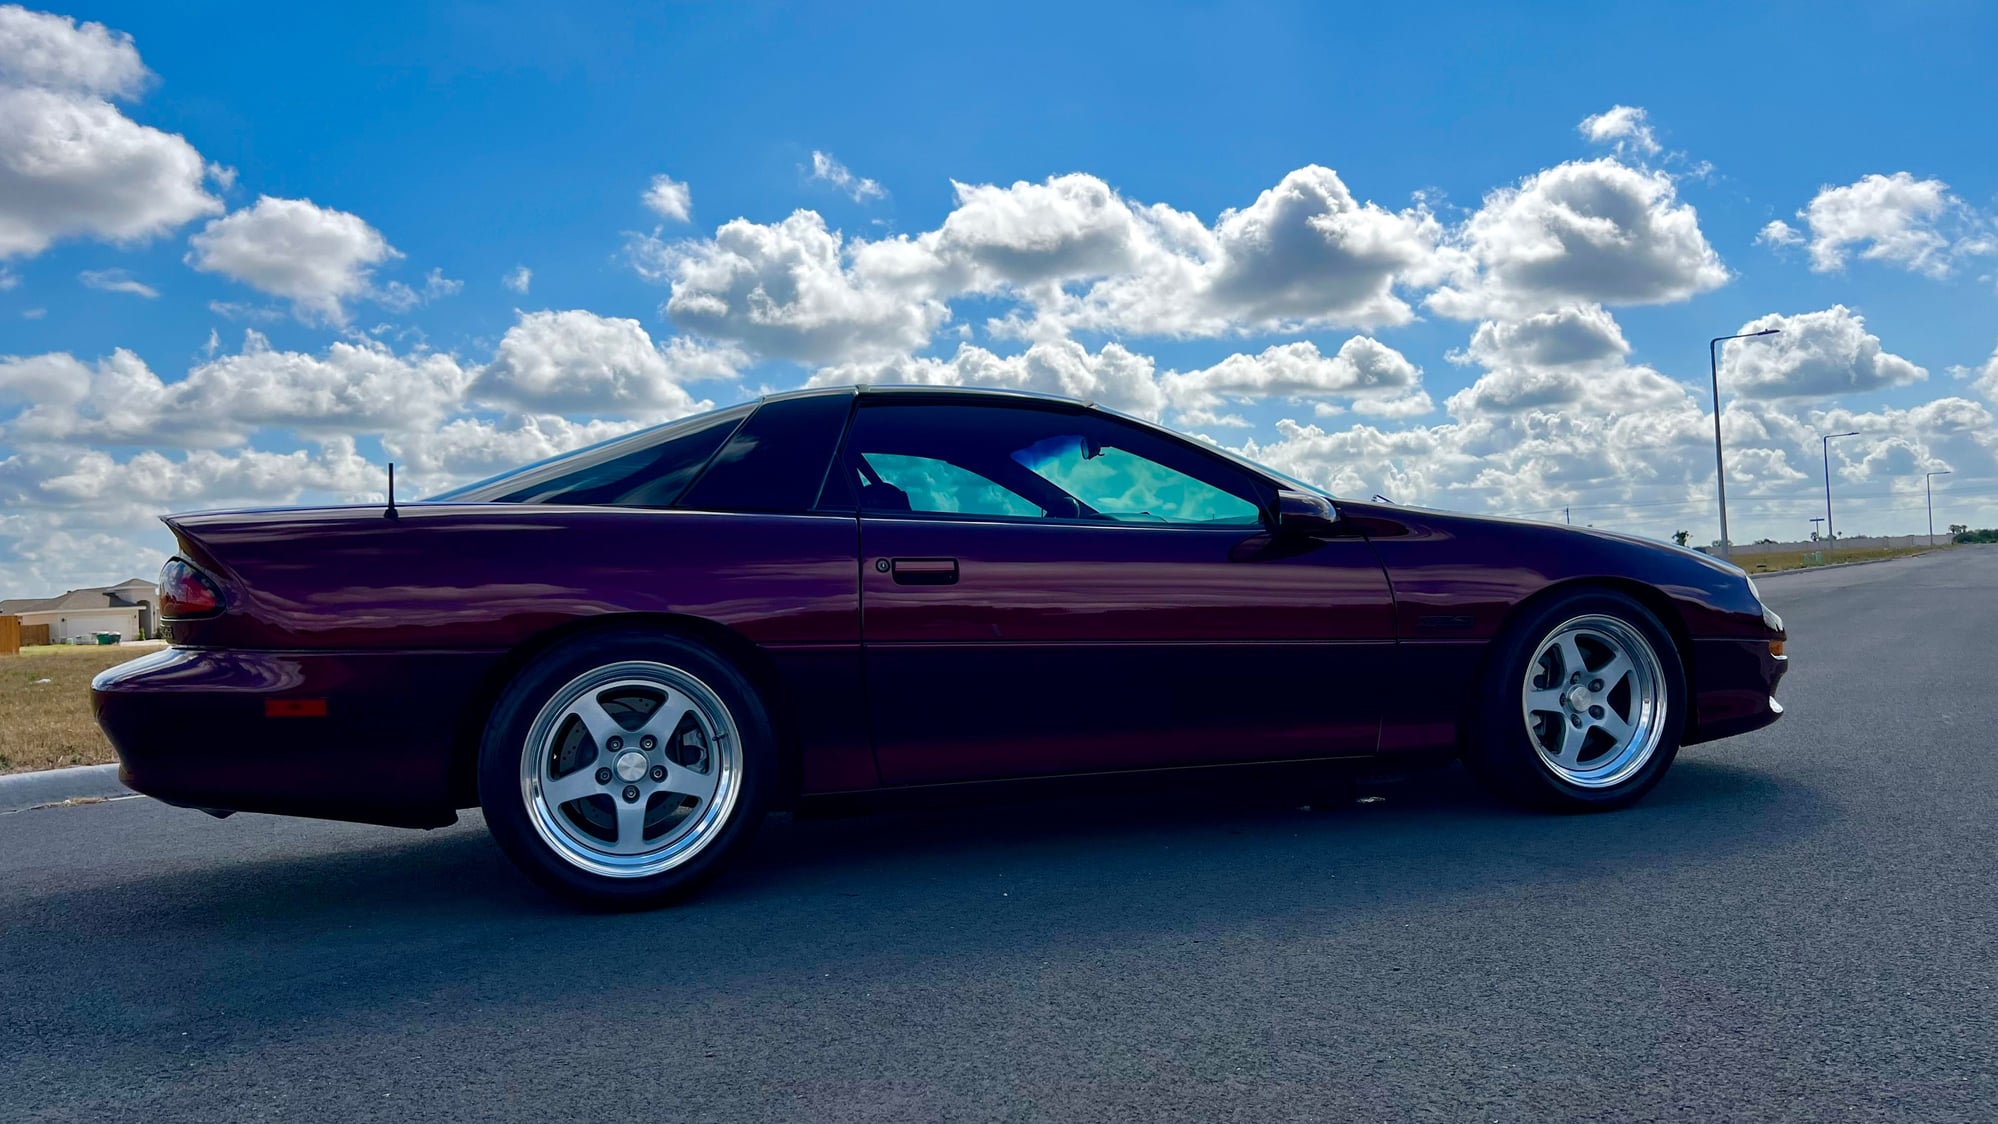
[860, 453, 1042, 517]
[839, 401, 1264, 527]
[1014, 441, 1260, 526]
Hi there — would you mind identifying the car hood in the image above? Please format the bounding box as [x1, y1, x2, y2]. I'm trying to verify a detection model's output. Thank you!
[1340, 500, 1748, 578]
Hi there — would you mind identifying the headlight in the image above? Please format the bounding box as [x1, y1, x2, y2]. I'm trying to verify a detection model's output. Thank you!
[1744, 575, 1781, 633]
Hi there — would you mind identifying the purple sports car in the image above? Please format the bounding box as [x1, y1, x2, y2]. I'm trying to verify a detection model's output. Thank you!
[93, 386, 1788, 906]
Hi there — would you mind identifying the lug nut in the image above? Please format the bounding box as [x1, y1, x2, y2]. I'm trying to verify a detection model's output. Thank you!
[1590, 679, 1604, 691]
[1589, 705, 1605, 720]
[622, 785, 641, 803]
[1570, 672, 1582, 684]
[595, 767, 613, 785]
[1570, 713, 1583, 727]
[650, 765, 667, 781]
[640, 735, 657, 751]
[606, 736, 623, 752]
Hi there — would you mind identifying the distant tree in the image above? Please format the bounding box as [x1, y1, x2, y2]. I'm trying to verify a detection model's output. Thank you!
[1954, 528, 1998, 544]
[1672, 530, 1690, 546]
[1949, 523, 1969, 535]
[1754, 538, 1777, 545]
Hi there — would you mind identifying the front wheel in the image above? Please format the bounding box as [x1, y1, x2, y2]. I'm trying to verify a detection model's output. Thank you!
[477, 630, 773, 907]
[1466, 591, 1686, 811]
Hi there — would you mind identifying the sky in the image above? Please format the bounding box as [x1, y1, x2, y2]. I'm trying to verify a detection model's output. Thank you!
[2, 0, 1996, 595]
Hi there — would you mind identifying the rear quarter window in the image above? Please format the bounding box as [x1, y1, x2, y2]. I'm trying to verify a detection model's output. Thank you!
[678, 391, 853, 513]
[436, 405, 752, 506]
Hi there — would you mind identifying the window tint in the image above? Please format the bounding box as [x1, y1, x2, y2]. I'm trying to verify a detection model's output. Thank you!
[1019, 443, 1260, 525]
[679, 391, 853, 513]
[840, 401, 1264, 527]
[429, 404, 751, 506]
[860, 453, 1042, 517]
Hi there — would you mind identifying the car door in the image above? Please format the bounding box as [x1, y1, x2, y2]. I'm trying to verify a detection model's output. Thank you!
[834, 396, 1397, 786]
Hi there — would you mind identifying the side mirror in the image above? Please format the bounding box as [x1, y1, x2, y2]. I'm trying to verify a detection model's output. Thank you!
[1275, 489, 1339, 537]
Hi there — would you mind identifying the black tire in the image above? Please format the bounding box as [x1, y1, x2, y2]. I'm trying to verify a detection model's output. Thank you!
[477, 629, 773, 908]
[1464, 589, 1687, 812]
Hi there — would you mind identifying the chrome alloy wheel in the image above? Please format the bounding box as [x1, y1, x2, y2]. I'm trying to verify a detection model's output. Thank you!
[519, 660, 741, 878]
[1520, 614, 1667, 789]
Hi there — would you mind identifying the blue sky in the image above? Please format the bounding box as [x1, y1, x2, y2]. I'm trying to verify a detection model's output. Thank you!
[3, 0, 1996, 593]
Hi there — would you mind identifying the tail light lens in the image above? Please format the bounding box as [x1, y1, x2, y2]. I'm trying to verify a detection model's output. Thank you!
[160, 558, 224, 618]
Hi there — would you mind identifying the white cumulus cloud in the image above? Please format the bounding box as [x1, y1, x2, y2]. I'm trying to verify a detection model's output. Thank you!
[1577, 105, 1660, 158]
[186, 196, 401, 324]
[472, 309, 741, 415]
[1787, 172, 1972, 278]
[1755, 220, 1803, 249]
[0, 6, 222, 260]
[1164, 337, 1430, 426]
[642, 174, 692, 222]
[809, 150, 886, 203]
[647, 210, 949, 363]
[1426, 159, 1727, 319]
[1719, 305, 1927, 399]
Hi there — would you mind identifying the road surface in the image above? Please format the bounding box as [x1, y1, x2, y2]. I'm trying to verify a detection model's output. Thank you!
[3, 547, 1994, 1121]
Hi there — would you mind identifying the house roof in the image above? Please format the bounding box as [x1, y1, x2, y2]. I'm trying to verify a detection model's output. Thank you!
[0, 579, 155, 616]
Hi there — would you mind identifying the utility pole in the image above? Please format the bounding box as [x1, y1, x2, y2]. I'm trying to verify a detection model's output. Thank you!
[1926, 470, 1952, 546]
[1564, 506, 1571, 525]
[1709, 328, 1783, 561]
[1821, 430, 1859, 548]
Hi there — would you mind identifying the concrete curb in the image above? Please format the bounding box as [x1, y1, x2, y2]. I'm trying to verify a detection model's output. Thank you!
[0, 764, 135, 814]
[1750, 549, 1940, 580]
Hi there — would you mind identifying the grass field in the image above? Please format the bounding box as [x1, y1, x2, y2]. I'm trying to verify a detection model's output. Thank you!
[1733, 543, 1944, 573]
[0, 644, 163, 774]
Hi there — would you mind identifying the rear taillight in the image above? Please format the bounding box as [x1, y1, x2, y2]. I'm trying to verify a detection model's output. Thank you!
[160, 558, 224, 618]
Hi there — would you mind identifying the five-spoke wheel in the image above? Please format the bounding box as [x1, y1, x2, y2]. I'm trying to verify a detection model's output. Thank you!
[521, 661, 740, 878]
[1468, 591, 1686, 810]
[479, 631, 772, 907]
[1519, 614, 1666, 789]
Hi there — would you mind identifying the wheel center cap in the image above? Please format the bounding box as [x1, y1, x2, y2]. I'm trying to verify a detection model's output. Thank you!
[1565, 686, 1592, 712]
[614, 750, 649, 783]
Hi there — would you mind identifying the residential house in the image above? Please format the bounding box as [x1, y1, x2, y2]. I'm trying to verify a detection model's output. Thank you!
[0, 578, 160, 643]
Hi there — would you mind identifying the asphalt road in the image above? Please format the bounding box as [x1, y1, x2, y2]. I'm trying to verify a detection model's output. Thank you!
[4, 549, 1995, 1122]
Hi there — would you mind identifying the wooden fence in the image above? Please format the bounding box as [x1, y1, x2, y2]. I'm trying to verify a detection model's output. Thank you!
[0, 615, 16, 656]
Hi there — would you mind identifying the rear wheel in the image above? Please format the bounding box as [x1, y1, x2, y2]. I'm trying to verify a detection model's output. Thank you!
[1467, 591, 1686, 811]
[477, 630, 772, 906]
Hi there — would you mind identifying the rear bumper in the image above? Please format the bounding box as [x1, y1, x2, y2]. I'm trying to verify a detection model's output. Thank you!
[1685, 637, 1789, 745]
[91, 646, 504, 828]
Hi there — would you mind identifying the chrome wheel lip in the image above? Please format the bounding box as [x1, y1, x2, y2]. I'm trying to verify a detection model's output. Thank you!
[519, 660, 742, 879]
[1521, 614, 1667, 790]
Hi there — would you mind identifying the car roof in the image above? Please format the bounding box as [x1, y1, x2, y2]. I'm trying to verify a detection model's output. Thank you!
[761, 383, 1094, 411]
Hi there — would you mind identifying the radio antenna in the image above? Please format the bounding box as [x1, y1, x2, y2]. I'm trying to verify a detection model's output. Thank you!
[385, 462, 400, 520]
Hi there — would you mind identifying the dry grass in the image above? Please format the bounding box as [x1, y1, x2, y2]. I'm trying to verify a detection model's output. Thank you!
[0, 644, 164, 774]
[1734, 543, 1945, 573]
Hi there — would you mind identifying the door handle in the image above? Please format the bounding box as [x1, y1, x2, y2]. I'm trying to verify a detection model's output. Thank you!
[888, 557, 958, 586]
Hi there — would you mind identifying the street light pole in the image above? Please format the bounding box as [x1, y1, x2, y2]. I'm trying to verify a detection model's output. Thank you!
[1821, 430, 1860, 548]
[1709, 329, 1782, 560]
[1809, 516, 1825, 541]
[1926, 470, 1952, 546]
